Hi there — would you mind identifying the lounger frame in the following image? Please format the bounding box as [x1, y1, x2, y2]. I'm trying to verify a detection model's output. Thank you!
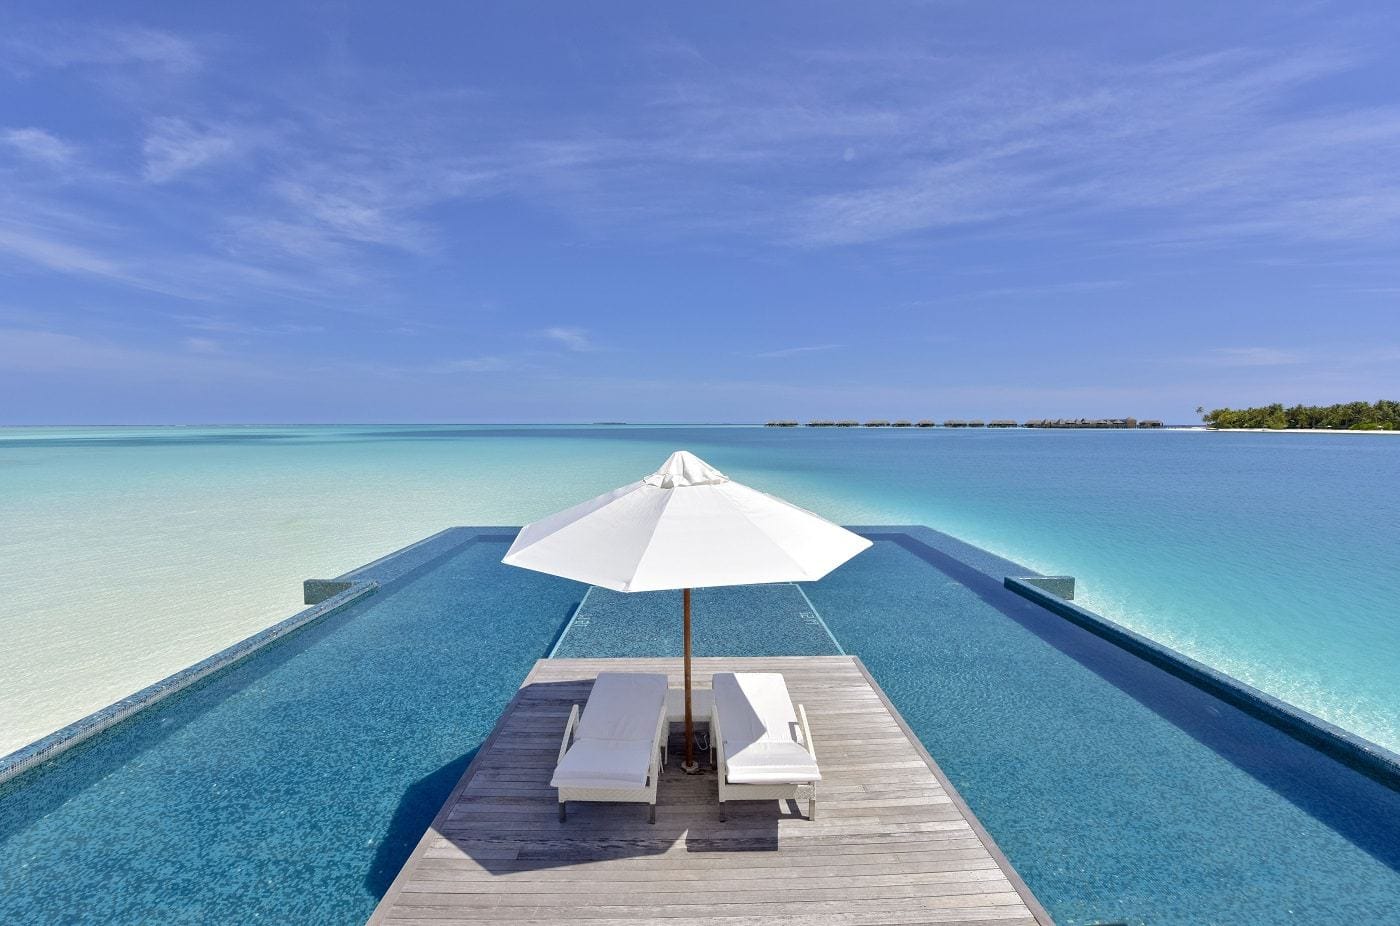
[711, 700, 818, 821]
[555, 701, 667, 824]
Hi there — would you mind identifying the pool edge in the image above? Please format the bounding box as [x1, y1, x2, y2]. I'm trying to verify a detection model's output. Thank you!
[0, 528, 518, 785]
[1004, 576, 1400, 791]
[0, 580, 378, 786]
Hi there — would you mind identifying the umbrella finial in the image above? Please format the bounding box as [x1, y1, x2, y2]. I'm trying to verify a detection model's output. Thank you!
[645, 450, 729, 488]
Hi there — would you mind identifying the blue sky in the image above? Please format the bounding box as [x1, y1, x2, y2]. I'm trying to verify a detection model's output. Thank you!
[3, 1, 1399, 423]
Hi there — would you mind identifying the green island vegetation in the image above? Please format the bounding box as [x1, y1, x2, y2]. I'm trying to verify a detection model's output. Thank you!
[1201, 400, 1400, 430]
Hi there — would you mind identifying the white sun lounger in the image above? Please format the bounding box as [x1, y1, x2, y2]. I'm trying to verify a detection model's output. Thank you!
[711, 672, 820, 821]
[551, 672, 668, 823]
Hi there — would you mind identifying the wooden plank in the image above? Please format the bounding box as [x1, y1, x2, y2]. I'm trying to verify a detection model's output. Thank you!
[366, 657, 1052, 926]
[378, 892, 1032, 918]
[383, 911, 1037, 926]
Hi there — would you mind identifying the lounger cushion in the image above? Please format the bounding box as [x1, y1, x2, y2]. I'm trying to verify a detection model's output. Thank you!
[713, 673, 800, 744]
[724, 740, 821, 784]
[551, 738, 656, 789]
[553, 672, 667, 791]
[713, 672, 821, 783]
[575, 672, 668, 741]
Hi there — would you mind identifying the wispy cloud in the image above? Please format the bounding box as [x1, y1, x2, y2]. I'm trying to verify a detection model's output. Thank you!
[172, 314, 325, 337]
[1, 127, 76, 165]
[7, 16, 1400, 320]
[541, 327, 595, 352]
[2, 8, 1400, 431]
[752, 344, 842, 358]
[1181, 344, 1400, 370]
[142, 118, 244, 183]
[926, 280, 1127, 303]
[769, 47, 1400, 247]
[181, 336, 221, 354]
[1195, 347, 1305, 367]
[1, 23, 202, 75]
[0, 218, 374, 305]
[0, 223, 131, 279]
[439, 356, 518, 373]
[0, 327, 272, 381]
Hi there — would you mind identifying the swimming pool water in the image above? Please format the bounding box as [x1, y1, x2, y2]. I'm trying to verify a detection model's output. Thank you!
[1, 528, 1397, 924]
[805, 533, 1400, 925]
[0, 538, 584, 924]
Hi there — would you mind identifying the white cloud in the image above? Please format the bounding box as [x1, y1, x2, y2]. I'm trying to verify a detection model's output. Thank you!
[172, 314, 325, 337]
[752, 344, 841, 358]
[541, 327, 595, 351]
[1183, 344, 1400, 370]
[764, 47, 1400, 247]
[1198, 347, 1304, 367]
[932, 280, 1127, 303]
[1, 127, 76, 165]
[441, 356, 516, 373]
[1, 24, 201, 75]
[250, 168, 441, 256]
[5, 14, 1400, 337]
[182, 336, 221, 354]
[0, 223, 130, 279]
[142, 118, 242, 183]
[0, 327, 140, 373]
[0, 327, 266, 380]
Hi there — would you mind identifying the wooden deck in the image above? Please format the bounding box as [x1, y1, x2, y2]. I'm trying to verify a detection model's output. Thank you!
[369, 656, 1052, 926]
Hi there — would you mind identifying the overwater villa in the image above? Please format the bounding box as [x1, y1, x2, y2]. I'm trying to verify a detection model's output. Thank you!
[2, 451, 1399, 925]
[768, 418, 1167, 429]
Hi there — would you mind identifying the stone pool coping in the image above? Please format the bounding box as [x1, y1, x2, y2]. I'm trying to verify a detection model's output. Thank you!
[0, 580, 378, 786]
[0, 526, 506, 786]
[1005, 576, 1400, 790]
[864, 522, 1400, 791]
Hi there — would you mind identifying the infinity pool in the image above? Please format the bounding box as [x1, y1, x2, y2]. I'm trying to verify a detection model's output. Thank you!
[1, 527, 1397, 924]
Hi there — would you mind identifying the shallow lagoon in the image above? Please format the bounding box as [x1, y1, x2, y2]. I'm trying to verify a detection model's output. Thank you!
[2, 424, 1397, 754]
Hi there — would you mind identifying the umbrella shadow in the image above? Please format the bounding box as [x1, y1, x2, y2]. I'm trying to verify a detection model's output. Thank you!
[364, 747, 479, 897]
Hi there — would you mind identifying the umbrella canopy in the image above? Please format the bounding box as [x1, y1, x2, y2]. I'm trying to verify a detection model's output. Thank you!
[502, 450, 871, 591]
[503, 450, 870, 774]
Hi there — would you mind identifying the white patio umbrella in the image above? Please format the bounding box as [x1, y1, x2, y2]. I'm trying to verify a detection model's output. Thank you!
[502, 450, 871, 771]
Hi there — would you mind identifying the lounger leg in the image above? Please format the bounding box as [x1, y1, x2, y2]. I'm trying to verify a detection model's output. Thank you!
[808, 797, 817, 821]
[648, 803, 656, 824]
[718, 801, 726, 822]
[558, 801, 566, 822]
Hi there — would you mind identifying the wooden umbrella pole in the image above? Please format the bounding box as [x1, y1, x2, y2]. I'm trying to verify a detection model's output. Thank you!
[682, 587, 698, 773]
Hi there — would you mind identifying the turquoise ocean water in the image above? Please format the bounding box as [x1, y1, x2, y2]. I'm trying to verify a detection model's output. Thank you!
[1, 424, 1397, 756]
